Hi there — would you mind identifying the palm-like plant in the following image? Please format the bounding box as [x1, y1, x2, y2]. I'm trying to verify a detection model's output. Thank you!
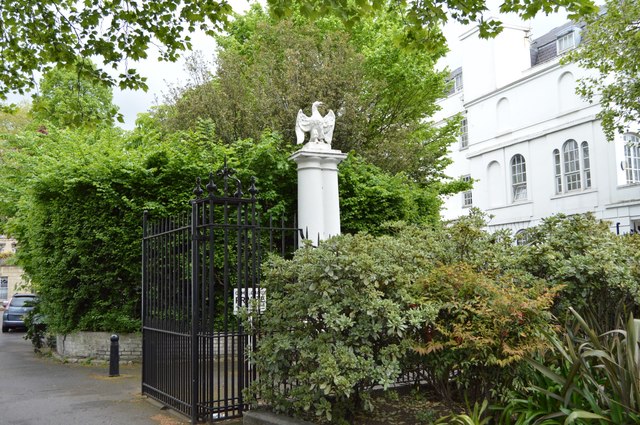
[501, 308, 640, 424]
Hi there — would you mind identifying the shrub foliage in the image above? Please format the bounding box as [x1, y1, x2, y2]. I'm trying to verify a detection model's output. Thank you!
[248, 233, 439, 422]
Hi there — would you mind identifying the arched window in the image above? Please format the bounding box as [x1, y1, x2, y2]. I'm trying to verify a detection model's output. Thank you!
[581, 141, 591, 188]
[510, 154, 527, 201]
[624, 133, 640, 184]
[554, 140, 592, 194]
[514, 230, 529, 246]
[563, 139, 581, 191]
[553, 149, 562, 194]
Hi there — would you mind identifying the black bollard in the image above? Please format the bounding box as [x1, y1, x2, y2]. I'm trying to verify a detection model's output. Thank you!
[109, 334, 120, 377]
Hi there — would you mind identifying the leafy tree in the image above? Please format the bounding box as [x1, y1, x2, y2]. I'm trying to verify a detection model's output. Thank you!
[0, 0, 599, 102]
[568, 0, 640, 141]
[267, 0, 598, 40]
[31, 64, 120, 129]
[159, 6, 459, 184]
[339, 155, 442, 234]
[0, 0, 232, 99]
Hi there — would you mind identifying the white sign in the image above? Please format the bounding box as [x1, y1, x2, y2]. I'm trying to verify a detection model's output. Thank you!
[233, 288, 266, 315]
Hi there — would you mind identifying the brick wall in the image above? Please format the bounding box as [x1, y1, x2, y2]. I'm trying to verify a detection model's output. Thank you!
[56, 332, 142, 362]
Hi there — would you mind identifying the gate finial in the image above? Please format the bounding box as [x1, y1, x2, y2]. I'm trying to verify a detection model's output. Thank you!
[206, 172, 217, 197]
[249, 177, 258, 199]
[193, 177, 204, 198]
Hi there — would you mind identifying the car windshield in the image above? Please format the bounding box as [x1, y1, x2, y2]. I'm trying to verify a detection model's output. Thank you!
[10, 297, 36, 307]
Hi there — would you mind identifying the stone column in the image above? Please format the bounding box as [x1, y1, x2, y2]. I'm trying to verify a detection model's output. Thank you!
[289, 144, 347, 243]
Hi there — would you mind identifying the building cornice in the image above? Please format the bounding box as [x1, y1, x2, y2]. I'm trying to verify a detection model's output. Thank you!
[466, 113, 600, 158]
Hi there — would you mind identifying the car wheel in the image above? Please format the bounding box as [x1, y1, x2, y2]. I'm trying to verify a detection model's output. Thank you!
[2, 326, 8, 333]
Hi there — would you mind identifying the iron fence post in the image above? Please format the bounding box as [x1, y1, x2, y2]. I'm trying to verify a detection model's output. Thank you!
[191, 198, 200, 425]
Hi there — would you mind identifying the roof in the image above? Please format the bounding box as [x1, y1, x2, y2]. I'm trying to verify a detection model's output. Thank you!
[529, 20, 587, 66]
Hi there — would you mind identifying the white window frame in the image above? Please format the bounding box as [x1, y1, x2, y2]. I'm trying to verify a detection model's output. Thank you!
[555, 140, 592, 194]
[460, 117, 468, 149]
[581, 141, 591, 189]
[447, 71, 463, 96]
[563, 139, 582, 192]
[557, 31, 576, 53]
[511, 154, 527, 202]
[462, 175, 472, 207]
[553, 149, 562, 194]
[624, 133, 640, 184]
[454, 73, 463, 92]
[514, 230, 529, 246]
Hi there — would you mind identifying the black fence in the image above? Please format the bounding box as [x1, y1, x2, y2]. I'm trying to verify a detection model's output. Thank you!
[142, 165, 301, 423]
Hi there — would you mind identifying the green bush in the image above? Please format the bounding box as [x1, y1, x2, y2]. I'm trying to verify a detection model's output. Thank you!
[246, 233, 439, 423]
[519, 213, 640, 325]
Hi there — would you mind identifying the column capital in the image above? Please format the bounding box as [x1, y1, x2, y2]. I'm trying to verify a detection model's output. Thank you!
[289, 147, 347, 167]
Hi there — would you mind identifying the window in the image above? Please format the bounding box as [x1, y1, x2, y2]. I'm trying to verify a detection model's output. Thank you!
[447, 69, 463, 95]
[563, 139, 581, 191]
[555, 140, 592, 194]
[581, 142, 591, 188]
[511, 154, 527, 201]
[460, 117, 468, 149]
[624, 133, 640, 184]
[462, 175, 472, 207]
[557, 31, 576, 53]
[0, 277, 7, 300]
[514, 230, 529, 246]
[553, 149, 562, 194]
[454, 73, 463, 92]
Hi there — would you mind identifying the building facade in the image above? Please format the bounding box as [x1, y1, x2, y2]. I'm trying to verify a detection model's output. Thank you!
[0, 235, 26, 302]
[436, 20, 640, 237]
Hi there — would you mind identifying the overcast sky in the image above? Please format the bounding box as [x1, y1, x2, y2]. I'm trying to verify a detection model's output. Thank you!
[8, 0, 575, 130]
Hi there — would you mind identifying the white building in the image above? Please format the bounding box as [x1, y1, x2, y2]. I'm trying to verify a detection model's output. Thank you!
[0, 235, 26, 302]
[436, 19, 640, 237]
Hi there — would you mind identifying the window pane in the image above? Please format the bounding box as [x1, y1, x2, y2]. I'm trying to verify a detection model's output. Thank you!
[460, 117, 468, 148]
[553, 149, 562, 193]
[557, 32, 575, 53]
[511, 154, 527, 201]
[462, 175, 472, 206]
[455, 74, 463, 91]
[581, 142, 591, 189]
[624, 134, 640, 184]
[563, 140, 581, 191]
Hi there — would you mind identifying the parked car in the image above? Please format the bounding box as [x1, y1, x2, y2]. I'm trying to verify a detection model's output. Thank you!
[2, 294, 38, 332]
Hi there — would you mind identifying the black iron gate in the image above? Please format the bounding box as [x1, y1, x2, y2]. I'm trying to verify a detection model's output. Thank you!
[142, 165, 301, 423]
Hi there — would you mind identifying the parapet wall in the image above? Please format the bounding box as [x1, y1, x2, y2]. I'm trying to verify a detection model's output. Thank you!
[56, 332, 141, 362]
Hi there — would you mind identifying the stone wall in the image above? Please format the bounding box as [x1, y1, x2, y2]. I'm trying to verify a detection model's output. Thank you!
[56, 332, 141, 362]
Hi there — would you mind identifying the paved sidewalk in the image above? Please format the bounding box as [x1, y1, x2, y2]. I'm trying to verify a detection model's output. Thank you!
[0, 331, 238, 425]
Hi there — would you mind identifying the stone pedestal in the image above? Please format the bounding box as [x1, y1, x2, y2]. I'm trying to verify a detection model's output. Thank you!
[289, 144, 347, 243]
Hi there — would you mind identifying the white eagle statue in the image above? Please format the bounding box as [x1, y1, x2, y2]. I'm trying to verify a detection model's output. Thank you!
[295, 101, 336, 147]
